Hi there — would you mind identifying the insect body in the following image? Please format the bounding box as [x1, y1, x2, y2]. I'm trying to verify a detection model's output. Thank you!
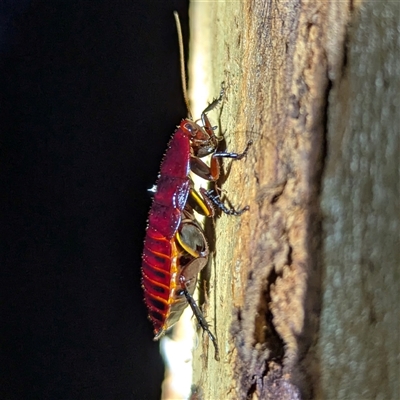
[141, 12, 252, 361]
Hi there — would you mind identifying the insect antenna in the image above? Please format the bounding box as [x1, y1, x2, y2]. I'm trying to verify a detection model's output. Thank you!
[173, 11, 193, 120]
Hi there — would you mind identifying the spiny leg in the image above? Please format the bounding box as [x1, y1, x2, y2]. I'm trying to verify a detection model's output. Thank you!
[190, 140, 253, 182]
[201, 82, 225, 117]
[203, 188, 249, 216]
[179, 276, 220, 361]
[199, 83, 225, 140]
[213, 140, 253, 160]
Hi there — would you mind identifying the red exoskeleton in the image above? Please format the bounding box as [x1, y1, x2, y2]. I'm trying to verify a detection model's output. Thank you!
[141, 12, 252, 361]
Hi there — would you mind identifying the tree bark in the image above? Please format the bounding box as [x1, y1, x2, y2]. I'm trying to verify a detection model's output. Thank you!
[188, 1, 399, 399]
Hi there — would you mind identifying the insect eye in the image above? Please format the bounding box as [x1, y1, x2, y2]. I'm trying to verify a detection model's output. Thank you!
[184, 122, 198, 136]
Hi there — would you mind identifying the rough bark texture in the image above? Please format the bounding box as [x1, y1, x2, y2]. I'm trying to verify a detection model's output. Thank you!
[318, 3, 400, 399]
[188, 1, 399, 399]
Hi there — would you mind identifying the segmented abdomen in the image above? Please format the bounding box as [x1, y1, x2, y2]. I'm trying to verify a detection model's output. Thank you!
[142, 226, 175, 334]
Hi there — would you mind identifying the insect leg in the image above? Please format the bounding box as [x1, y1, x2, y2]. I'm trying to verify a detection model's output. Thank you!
[212, 140, 253, 160]
[199, 84, 225, 140]
[190, 139, 253, 182]
[179, 275, 220, 361]
[201, 83, 225, 117]
[202, 188, 249, 216]
[203, 140, 252, 182]
[188, 187, 216, 217]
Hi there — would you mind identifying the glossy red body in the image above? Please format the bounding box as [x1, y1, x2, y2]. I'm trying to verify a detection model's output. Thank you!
[146, 125, 191, 239]
[141, 121, 196, 337]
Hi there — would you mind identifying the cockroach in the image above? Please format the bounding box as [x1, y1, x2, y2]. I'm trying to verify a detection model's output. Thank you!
[141, 12, 252, 361]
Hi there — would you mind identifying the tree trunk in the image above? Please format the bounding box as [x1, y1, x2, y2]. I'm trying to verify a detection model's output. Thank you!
[188, 1, 399, 399]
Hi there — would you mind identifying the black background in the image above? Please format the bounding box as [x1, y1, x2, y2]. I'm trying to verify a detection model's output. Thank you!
[0, 1, 189, 398]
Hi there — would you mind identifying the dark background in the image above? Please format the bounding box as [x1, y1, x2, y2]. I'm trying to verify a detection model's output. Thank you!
[0, 1, 189, 398]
